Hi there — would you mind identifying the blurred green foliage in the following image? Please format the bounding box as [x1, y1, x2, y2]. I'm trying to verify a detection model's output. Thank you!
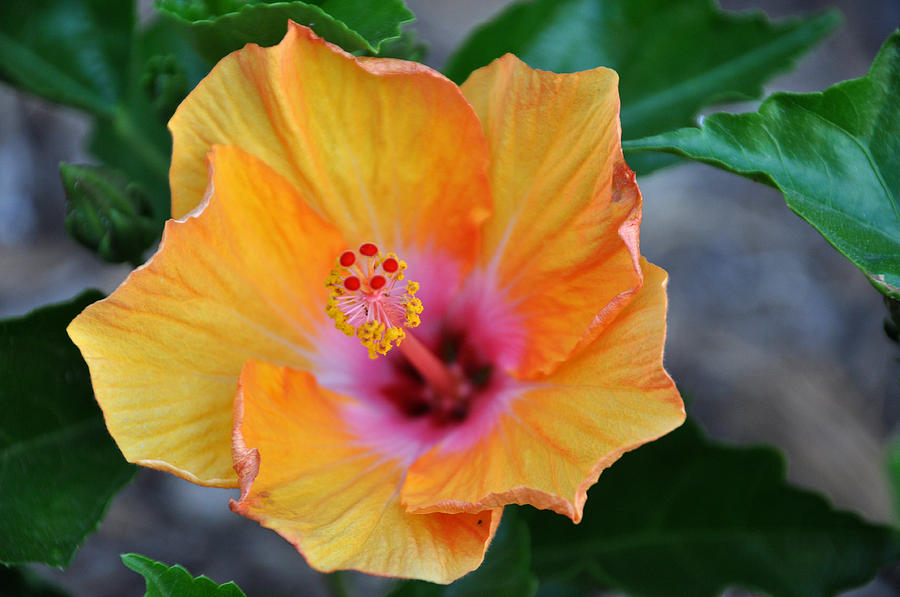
[524, 421, 900, 597]
[0, 292, 136, 568]
[0, 0, 133, 115]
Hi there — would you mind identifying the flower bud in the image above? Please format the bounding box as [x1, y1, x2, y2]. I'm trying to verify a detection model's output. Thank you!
[60, 163, 159, 265]
[141, 54, 188, 122]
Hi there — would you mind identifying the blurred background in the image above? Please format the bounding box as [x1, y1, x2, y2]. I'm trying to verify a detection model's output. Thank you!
[2, 0, 899, 595]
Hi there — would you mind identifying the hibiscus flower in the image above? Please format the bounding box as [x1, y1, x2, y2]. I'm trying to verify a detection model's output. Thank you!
[68, 23, 684, 583]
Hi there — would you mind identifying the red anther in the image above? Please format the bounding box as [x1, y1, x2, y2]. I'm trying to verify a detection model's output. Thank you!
[344, 276, 361, 291]
[359, 242, 378, 257]
[382, 258, 399, 273]
[339, 251, 356, 267]
[370, 275, 386, 290]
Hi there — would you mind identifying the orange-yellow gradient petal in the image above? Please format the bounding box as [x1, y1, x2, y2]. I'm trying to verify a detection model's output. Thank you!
[461, 54, 642, 378]
[67, 145, 345, 485]
[170, 23, 491, 266]
[231, 361, 499, 583]
[401, 261, 684, 522]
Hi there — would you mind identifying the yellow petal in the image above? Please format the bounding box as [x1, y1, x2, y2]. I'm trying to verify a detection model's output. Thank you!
[461, 55, 642, 378]
[170, 23, 491, 265]
[67, 145, 345, 486]
[401, 260, 684, 522]
[231, 360, 499, 583]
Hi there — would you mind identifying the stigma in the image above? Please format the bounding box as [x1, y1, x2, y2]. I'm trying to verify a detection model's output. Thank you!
[325, 243, 423, 359]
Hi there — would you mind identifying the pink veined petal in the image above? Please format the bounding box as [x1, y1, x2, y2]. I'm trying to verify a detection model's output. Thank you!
[231, 359, 501, 583]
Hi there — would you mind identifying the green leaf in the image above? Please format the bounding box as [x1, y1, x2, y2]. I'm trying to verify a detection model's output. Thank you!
[61, 163, 159, 266]
[0, 566, 71, 597]
[525, 421, 900, 597]
[85, 17, 199, 226]
[156, 0, 414, 63]
[122, 554, 247, 597]
[387, 510, 538, 597]
[0, 0, 134, 115]
[0, 292, 136, 567]
[625, 31, 900, 298]
[443, 0, 839, 174]
[370, 26, 428, 62]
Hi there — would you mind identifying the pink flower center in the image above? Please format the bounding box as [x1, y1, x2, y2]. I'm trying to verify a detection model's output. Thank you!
[325, 246, 512, 432]
[320, 253, 523, 458]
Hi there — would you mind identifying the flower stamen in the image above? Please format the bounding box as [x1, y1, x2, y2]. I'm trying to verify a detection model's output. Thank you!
[339, 251, 356, 267]
[326, 243, 423, 358]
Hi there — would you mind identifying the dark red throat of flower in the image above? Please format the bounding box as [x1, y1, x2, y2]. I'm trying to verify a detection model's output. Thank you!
[382, 330, 496, 427]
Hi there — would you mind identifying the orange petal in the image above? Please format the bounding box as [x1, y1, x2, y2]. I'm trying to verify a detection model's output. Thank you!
[461, 55, 642, 378]
[67, 145, 345, 486]
[170, 23, 491, 266]
[231, 360, 499, 583]
[401, 260, 684, 522]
